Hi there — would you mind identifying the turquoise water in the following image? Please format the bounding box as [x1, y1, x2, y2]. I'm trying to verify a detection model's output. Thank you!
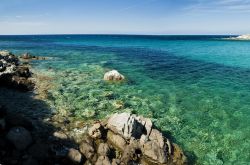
[0, 35, 250, 164]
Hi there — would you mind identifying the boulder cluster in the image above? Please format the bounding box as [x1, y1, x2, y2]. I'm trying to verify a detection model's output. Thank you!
[0, 106, 187, 165]
[0, 105, 77, 165]
[82, 113, 187, 165]
[0, 50, 34, 91]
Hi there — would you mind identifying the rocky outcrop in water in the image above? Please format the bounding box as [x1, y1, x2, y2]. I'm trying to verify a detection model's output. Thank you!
[228, 34, 250, 40]
[84, 113, 187, 165]
[0, 105, 187, 165]
[20, 52, 47, 60]
[104, 70, 125, 81]
[0, 50, 34, 90]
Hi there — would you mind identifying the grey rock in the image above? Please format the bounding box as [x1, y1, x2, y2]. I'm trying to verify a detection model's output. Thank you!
[107, 113, 149, 140]
[67, 148, 83, 164]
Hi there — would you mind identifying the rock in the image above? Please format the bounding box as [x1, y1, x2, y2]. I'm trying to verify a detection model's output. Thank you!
[79, 139, 95, 159]
[0, 105, 7, 118]
[0, 105, 6, 132]
[28, 142, 49, 160]
[15, 66, 31, 78]
[6, 127, 32, 150]
[141, 129, 171, 164]
[11, 75, 34, 91]
[235, 34, 250, 40]
[142, 140, 167, 164]
[0, 50, 18, 65]
[22, 157, 39, 165]
[61, 113, 186, 165]
[0, 50, 34, 90]
[171, 143, 187, 165]
[96, 156, 111, 165]
[67, 148, 83, 164]
[69, 126, 88, 143]
[148, 129, 165, 149]
[104, 70, 125, 81]
[111, 159, 121, 165]
[0, 118, 6, 132]
[107, 130, 126, 151]
[120, 141, 140, 164]
[53, 131, 68, 140]
[5, 114, 33, 131]
[21, 53, 32, 59]
[0, 50, 12, 56]
[88, 122, 104, 139]
[20, 53, 47, 60]
[107, 113, 145, 140]
[97, 143, 110, 156]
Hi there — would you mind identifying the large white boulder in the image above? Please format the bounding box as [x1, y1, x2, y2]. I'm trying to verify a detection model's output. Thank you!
[103, 70, 125, 81]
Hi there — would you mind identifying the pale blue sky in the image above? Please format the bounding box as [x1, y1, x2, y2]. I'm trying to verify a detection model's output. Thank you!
[0, 0, 250, 35]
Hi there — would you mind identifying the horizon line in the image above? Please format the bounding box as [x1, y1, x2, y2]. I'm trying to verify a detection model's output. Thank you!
[0, 33, 239, 36]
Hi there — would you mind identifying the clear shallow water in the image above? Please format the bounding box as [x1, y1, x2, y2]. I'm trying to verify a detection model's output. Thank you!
[0, 35, 250, 164]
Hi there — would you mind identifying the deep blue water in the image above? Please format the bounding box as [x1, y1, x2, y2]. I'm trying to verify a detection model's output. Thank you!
[0, 35, 250, 164]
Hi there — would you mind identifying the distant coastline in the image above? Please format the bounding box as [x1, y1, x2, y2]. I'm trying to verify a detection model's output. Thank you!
[225, 34, 250, 40]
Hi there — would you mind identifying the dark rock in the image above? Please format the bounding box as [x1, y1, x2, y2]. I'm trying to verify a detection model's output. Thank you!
[6, 127, 33, 150]
[20, 53, 47, 60]
[0, 118, 6, 132]
[0, 50, 34, 91]
[6, 114, 33, 131]
[22, 157, 39, 165]
[0, 105, 7, 118]
[15, 66, 31, 78]
[20, 53, 32, 60]
[28, 142, 49, 160]
[11, 76, 34, 91]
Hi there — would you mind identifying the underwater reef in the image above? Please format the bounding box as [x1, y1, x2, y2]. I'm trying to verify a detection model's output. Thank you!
[0, 51, 187, 165]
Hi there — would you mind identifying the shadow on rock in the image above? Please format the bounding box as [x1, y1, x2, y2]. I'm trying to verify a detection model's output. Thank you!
[0, 87, 83, 165]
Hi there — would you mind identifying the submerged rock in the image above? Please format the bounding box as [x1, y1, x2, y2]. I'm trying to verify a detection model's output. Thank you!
[20, 52, 47, 60]
[104, 70, 125, 81]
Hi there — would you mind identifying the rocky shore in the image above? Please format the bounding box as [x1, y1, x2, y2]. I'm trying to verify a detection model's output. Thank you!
[227, 34, 250, 40]
[0, 51, 187, 165]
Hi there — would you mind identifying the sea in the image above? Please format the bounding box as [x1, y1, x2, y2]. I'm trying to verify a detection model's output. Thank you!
[0, 35, 249, 164]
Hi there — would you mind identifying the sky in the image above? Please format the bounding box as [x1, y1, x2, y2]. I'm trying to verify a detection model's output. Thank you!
[0, 0, 250, 35]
